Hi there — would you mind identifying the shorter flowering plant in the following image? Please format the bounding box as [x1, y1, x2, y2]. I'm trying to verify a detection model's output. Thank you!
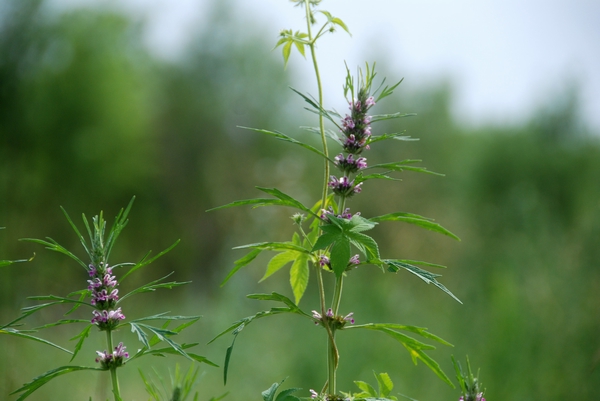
[1, 197, 216, 400]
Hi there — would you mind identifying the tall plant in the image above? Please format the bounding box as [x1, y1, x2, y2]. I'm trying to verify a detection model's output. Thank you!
[210, 1, 461, 399]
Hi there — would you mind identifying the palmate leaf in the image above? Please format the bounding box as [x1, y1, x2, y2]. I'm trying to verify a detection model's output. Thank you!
[345, 323, 455, 388]
[11, 365, 102, 401]
[370, 212, 460, 241]
[312, 214, 379, 276]
[385, 260, 461, 304]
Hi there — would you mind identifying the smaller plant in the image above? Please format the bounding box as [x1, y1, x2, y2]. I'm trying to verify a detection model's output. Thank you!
[1, 197, 216, 400]
[452, 356, 486, 401]
[139, 363, 228, 401]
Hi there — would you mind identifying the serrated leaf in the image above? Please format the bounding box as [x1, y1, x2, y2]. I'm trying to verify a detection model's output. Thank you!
[370, 213, 460, 240]
[130, 322, 150, 348]
[375, 372, 393, 397]
[282, 40, 292, 67]
[370, 112, 416, 123]
[368, 133, 418, 145]
[354, 380, 377, 397]
[346, 231, 380, 260]
[385, 260, 461, 303]
[259, 251, 300, 283]
[290, 253, 309, 304]
[330, 237, 351, 277]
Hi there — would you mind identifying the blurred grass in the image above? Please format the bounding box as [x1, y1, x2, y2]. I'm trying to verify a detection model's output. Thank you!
[1, 1, 600, 400]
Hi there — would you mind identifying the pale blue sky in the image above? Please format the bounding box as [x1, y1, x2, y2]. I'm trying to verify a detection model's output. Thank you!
[52, 0, 600, 131]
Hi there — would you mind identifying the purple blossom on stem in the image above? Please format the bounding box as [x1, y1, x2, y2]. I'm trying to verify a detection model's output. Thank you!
[310, 389, 319, 399]
[349, 254, 360, 265]
[91, 307, 125, 330]
[328, 176, 362, 197]
[95, 342, 129, 369]
[334, 153, 367, 174]
[343, 312, 355, 324]
[320, 207, 359, 223]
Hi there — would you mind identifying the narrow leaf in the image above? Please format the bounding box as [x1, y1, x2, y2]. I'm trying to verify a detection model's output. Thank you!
[11, 366, 101, 400]
[370, 213, 460, 240]
[221, 248, 262, 286]
[385, 260, 461, 304]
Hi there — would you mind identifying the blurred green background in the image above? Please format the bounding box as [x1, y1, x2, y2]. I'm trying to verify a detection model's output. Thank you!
[1, 1, 599, 400]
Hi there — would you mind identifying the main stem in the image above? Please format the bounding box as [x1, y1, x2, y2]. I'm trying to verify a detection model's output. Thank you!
[303, 1, 337, 395]
[106, 330, 122, 401]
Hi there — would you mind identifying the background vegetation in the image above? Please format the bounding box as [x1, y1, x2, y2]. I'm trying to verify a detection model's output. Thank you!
[1, 1, 599, 400]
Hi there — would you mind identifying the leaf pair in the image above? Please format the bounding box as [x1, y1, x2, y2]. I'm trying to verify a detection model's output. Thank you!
[312, 214, 379, 277]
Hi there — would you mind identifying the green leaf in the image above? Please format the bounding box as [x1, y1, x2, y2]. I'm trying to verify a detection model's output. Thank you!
[130, 322, 150, 349]
[120, 239, 180, 282]
[234, 242, 309, 254]
[69, 324, 92, 362]
[221, 248, 262, 286]
[375, 372, 394, 397]
[370, 112, 416, 123]
[346, 324, 455, 388]
[137, 323, 192, 361]
[119, 272, 190, 302]
[370, 213, 460, 241]
[354, 381, 377, 397]
[0, 328, 73, 354]
[367, 160, 443, 176]
[238, 126, 332, 162]
[289, 88, 340, 127]
[368, 133, 418, 145]
[385, 260, 462, 303]
[262, 251, 297, 282]
[282, 40, 292, 67]
[10, 365, 100, 400]
[290, 253, 309, 304]
[330, 237, 351, 276]
[20, 238, 86, 269]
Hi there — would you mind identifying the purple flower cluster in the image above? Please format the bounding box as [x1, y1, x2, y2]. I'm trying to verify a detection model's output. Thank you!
[334, 153, 367, 174]
[88, 262, 125, 331]
[328, 175, 362, 197]
[319, 207, 360, 223]
[95, 342, 129, 370]
[341, 95, 375, 155]
[328, 94, 375, 201]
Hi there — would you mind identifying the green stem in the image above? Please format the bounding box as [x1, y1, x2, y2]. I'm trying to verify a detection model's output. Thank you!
[304, 0, 329, 211]
[105, 330, 122, 401]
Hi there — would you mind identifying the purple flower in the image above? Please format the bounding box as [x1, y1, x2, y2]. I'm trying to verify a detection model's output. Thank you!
[95, 342, 129, 369]
[310, 389, 319, 399]
[365, 96, 375, 108]
[349, 254, 360, 265]
[334, 153, 367, 174]
[343, 312, 355, 324]
[328, 176, 362, 197]
[91, 307, 125, 330]
[319, 255, 330, 268]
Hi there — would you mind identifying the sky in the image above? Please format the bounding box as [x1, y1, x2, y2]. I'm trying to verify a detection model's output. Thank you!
[52, 0, 600, 131]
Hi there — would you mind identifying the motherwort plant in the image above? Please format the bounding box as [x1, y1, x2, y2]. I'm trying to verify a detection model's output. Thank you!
[209, 1, 464, 400]
[1, 198, 215, 401]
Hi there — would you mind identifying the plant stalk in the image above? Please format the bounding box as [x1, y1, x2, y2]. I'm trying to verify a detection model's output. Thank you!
[106, 330, 122, 401]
